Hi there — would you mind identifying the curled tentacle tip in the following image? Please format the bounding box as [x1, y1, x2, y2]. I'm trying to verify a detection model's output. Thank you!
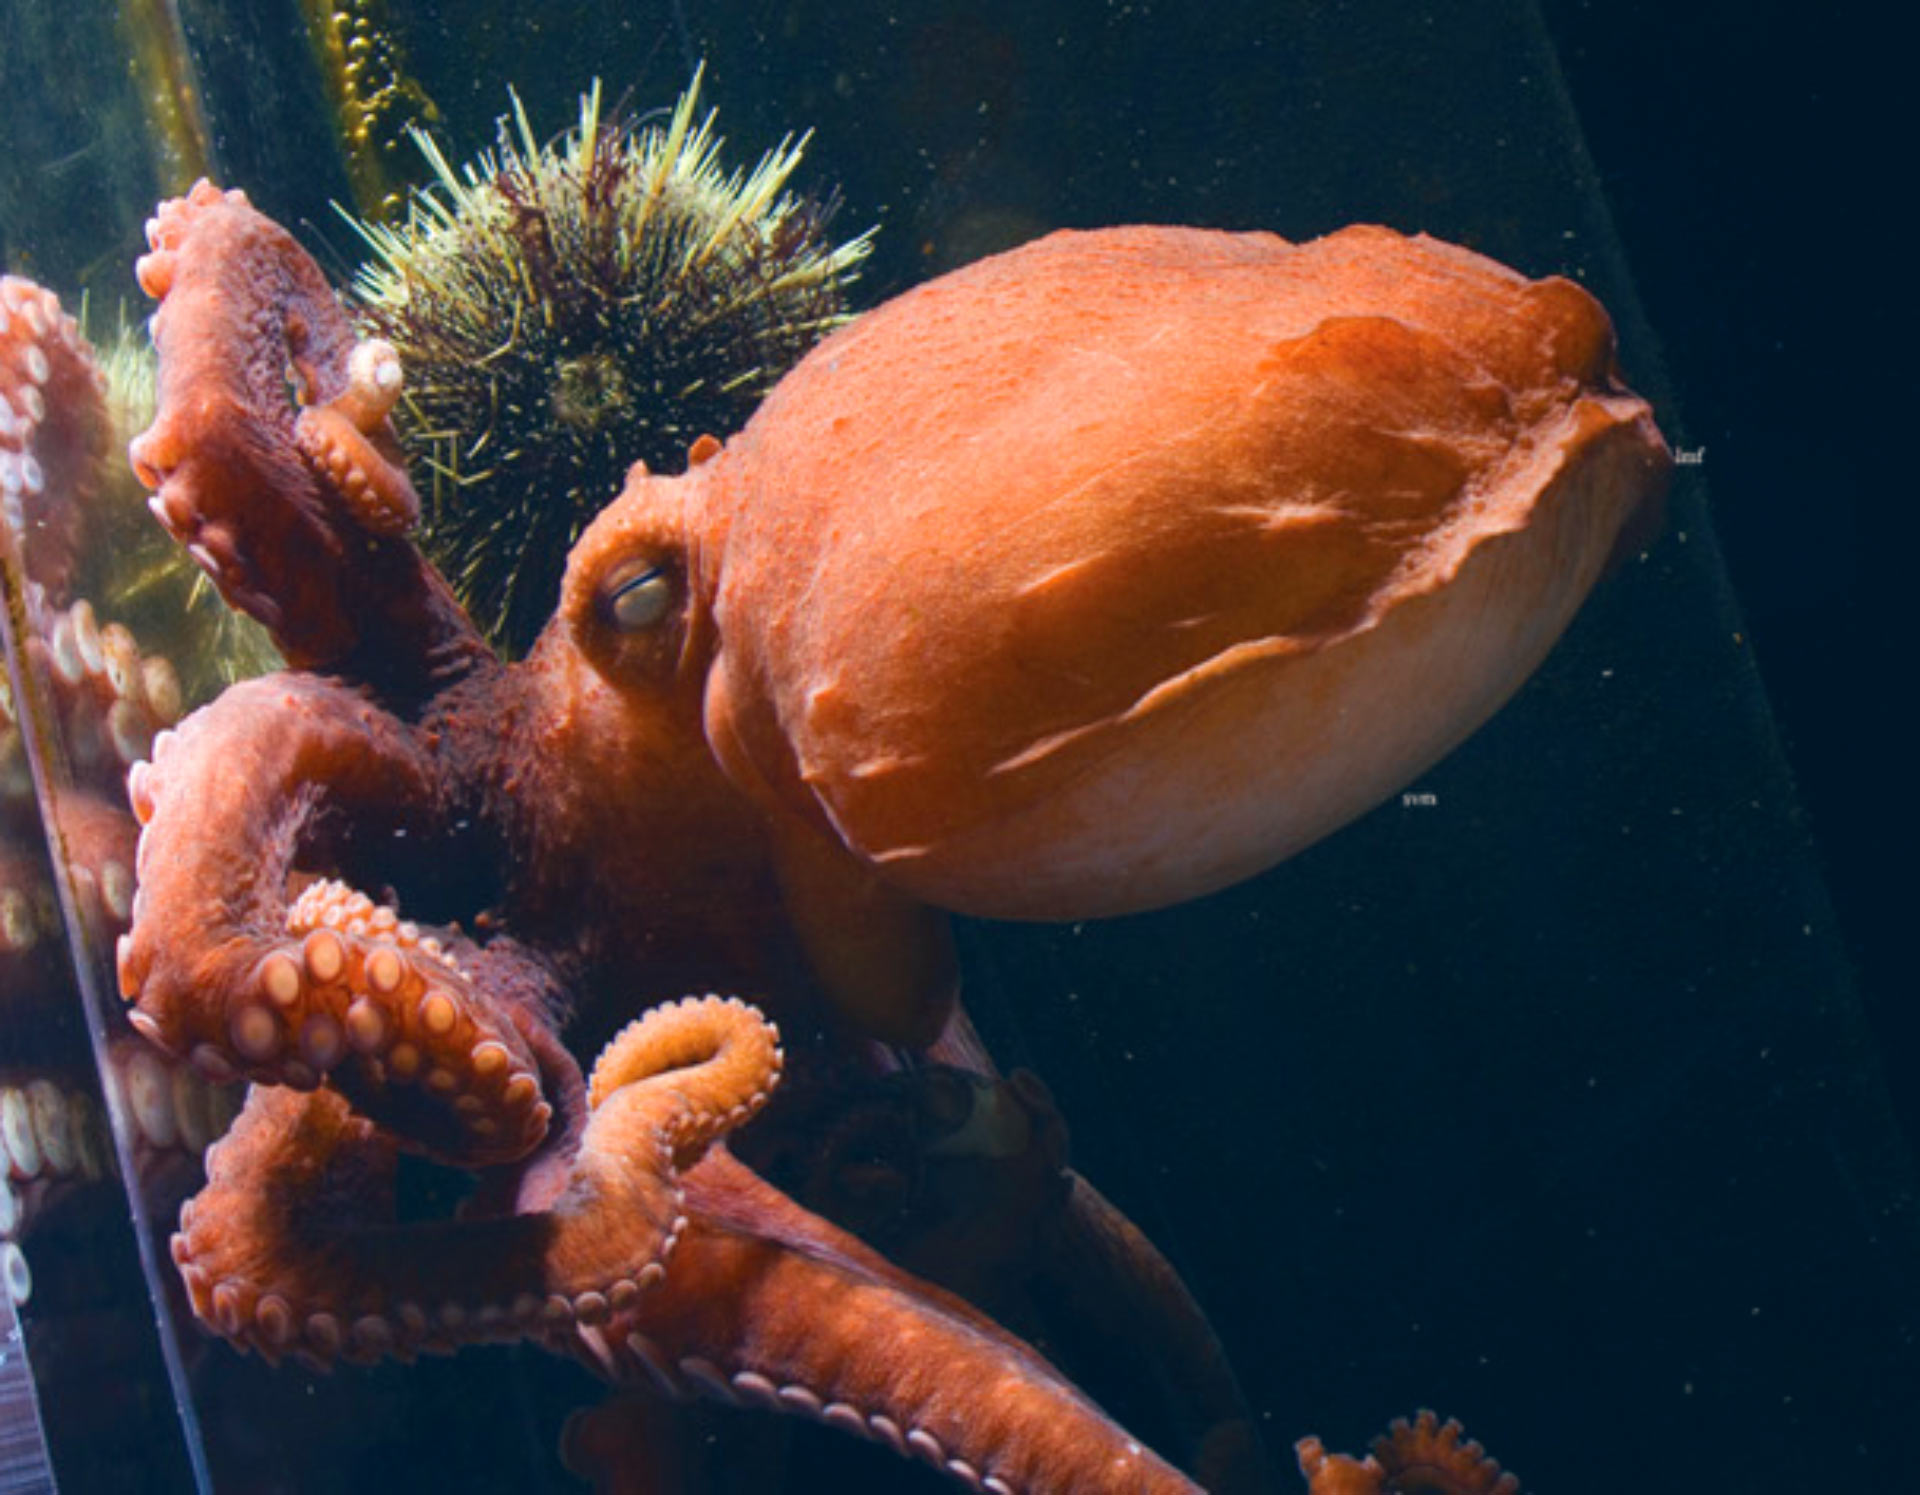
[345, 339, 405, 423]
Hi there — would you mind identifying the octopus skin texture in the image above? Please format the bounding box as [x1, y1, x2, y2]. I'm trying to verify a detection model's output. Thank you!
[116, 179, 1668, 1491]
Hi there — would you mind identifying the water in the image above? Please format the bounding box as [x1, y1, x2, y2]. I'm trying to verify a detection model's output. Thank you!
[0, 2, 1907, 1492]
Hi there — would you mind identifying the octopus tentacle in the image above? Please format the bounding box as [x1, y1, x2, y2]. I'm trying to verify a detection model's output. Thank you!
[291, 337, 419, 537]
[135, 182, 415, 534]
[588, 996, 784, 1152]
[47, 788, 139, 941]
[119, 673, 549, 1164]
[170, 996, 779, 1369]
[172, 1000, 1194, 1490]
[29, 596, 184, 782]
[129, 179, 486, 704]
[0, 841, 57, 965]
[1296, 1411, 1521, 1495]
[578, 1146, 1203, 1495]
[0, 274, 109, 597]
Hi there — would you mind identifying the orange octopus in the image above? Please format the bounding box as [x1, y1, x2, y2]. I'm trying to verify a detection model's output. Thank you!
[111, 179, 1667, 1491]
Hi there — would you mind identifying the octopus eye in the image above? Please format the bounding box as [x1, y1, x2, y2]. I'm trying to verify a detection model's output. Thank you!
[605, 562, 674, 630]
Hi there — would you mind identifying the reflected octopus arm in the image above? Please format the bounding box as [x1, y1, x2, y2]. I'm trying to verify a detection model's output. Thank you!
[117, 672, 550, 1165]
[1, 275, 109, 595]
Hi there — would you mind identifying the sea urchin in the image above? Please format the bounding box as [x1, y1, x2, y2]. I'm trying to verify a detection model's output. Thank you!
[346, 73, 871, 654]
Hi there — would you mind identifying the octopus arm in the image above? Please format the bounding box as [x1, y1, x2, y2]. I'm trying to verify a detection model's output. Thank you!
[118, 673, 550, 1164]
[588, 1147, 1204, 1494]
[131, 181, 487, 704]
[171, 997, 778, 1362]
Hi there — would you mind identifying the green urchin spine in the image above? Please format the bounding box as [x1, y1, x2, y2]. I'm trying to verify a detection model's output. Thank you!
[344, 71, 872, 656]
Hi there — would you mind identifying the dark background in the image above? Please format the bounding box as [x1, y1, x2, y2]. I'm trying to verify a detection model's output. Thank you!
[1537, 0, 1910, 1169]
